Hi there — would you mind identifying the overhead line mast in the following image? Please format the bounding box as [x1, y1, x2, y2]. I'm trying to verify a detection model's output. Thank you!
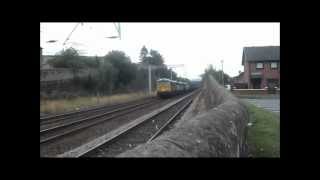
[113, 23, 121, 40]
[63, 23, 82, 46]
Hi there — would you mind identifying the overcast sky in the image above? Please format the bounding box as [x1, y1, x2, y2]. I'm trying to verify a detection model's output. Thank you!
[40, 23, 280, 80]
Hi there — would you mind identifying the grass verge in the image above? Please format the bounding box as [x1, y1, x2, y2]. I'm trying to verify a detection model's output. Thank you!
[246, 103, 280, 157]
[40, 92, 156, 114]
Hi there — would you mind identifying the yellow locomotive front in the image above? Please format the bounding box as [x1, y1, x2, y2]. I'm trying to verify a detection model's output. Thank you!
[157, 79, 173, 98]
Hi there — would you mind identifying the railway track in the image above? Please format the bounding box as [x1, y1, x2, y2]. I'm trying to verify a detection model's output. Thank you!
[40, 97, 156, 125]
[56, 90, 199, 157]
[40, 97, 157, 131]
[40, 98, 160, 144]
[40, 94, 184, 157]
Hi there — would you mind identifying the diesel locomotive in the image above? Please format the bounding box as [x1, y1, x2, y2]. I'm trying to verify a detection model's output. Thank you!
[156, 78, 190, 98]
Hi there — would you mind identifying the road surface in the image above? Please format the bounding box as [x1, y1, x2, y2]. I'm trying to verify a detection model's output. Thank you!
[241, 98, 280, 115]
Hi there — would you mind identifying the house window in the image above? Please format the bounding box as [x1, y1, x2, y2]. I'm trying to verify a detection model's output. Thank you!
[256, 63, 263, 69]
[271, 62, 278, 69]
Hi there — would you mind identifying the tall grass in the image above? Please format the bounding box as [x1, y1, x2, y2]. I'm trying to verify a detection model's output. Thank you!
[40, 91, 156, 114]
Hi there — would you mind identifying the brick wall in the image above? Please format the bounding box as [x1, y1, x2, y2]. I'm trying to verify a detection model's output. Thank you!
[246, 62, 280, 89]
[231, 89, 280, 95]
[243, 62, 250, 87]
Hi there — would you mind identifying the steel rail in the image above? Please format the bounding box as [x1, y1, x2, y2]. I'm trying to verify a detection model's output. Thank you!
[40, 100, 159, 144]
[40, 99, 156, 131]
[40, 97, 155, 122]
[59, 91, 198, 157]
[146, 98, 193, 143]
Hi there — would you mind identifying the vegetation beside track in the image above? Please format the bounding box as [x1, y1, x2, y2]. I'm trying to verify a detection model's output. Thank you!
[40, 92, 156, 114]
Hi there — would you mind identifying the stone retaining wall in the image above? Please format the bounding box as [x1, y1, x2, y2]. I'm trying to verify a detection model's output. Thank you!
[40, 68, 98, 92]
[40, 68, 97, 82]
[118, 75, 249, 157]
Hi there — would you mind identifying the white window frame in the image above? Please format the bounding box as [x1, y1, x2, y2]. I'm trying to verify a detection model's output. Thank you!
[271, 62, 278, 69]
[256, 63, 263, 69]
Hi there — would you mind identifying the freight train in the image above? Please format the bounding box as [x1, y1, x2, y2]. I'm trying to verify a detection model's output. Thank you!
[156, 78, 190, 98]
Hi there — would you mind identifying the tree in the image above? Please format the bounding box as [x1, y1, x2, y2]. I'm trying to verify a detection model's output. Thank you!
[47, 47, 85, 76]
[145, 49, 166, 81]
[82, 56, 101, 68]
[83, 74, 98, 93]
[139, 47, 165, 66]
[203, 64, 231, 85]
[104, 50, 137, 89]
[149, 49, 164, 66]
[48, 48, 101, 70]
[139, 45, 148, 62]
[97, 61, 118, 94]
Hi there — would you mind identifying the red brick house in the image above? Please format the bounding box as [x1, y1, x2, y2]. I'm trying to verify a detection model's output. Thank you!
[234, 46, 280, 89]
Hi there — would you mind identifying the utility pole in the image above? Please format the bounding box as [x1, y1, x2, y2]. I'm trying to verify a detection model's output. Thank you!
[113, 23, 121, 40]
[40, 47, 43, 70]
[63, 23, 81, 46]
[148, 64, 152, 95]
[139, 63, 184, 95]
[118, 23, 121, 40]
[167, 64, 184, 80]
[221, 60, 224, 86]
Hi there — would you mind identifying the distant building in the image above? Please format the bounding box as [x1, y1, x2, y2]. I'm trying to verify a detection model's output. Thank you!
[234, 46, 280, 89]
[231, 71, 248, 89]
